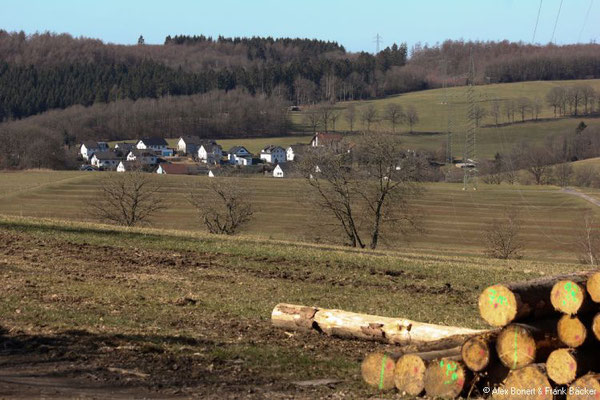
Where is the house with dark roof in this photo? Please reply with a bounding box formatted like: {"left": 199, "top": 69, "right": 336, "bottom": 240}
{"left": 198, "top": 143, "right": 223, "bottom": 165}
{"left": 126, "top": 150, "right": 158, "bottom": 165}
{"left": 136, "top": 138, "right": 169, "bottom": 151}
{"left": 80, "top": 141, "right": 109, "bottom": 160}
{"left": 227, "top": 146, "right": 252, "bottom": 166}
{"left": 114, "top": 142, "right": 136, "bottom": 153}
{"left": 90, "top": 151, "right": 123, "bottom": 169}
{"left": 177, "top": 136, "right": 207, "bottom": 155}
{"left": 260, "top": 145, "right": 286, "bottom": 164}
{"left": 116, "top": 160, "right": 140, "bottom": 172}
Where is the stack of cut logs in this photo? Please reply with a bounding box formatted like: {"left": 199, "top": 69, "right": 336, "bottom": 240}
{"left": 271, "top": 270, "right": 600, "bottom": 399}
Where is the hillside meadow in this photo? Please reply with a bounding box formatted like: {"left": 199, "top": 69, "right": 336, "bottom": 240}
{"left": 0, "top": 170, "right": 595, "bottom": 262}
{"left": 292, "top": 79, "right": 600, "bottom": 157}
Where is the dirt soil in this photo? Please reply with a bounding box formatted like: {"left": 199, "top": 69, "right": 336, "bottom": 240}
{"left": 0, "top": 229, "right": 398, "bottom": 399}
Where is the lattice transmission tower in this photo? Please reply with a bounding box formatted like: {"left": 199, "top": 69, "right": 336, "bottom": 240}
{"left": 463, "top": 52, "right": 478, "bottom": 190}
{"left": 440, "top": 60, "right": 454, "bottom": 164}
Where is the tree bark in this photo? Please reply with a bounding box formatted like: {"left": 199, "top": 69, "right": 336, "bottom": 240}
{"left": 271, "top": 303, "right": 486, "bottom": 350}
{"left": 478, "top": 271, "right": 597, "bottom": 327}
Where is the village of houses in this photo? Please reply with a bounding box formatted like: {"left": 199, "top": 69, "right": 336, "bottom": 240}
{"left": 79, "top": 132, "right": 343, "bottom": 178}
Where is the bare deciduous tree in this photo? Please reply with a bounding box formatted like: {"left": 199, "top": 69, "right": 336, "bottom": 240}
{"left": 361, "top": 104, "right": 378, "bottom": 131}
{"left": 490, "top": 99, "right": 501, "bottom": 126}
{"left": 472, "top": 104, "right": 486, "bottom": 127}
{"left": 345, "top": 104, "right": 357, "bottom": 132}
{"left": 189, "top": 179, "right": 253, "bottom": 235}
{"left": 303, "top": 111, "right": 321, "bottom": 134}
{"left": 576, "top": 213, "right": 600, "bottom": 265}
{"left": 483, "top": 209, "right": 522, "bottom": 259}
{"left": 299, "top": 132, "right": 424, "bottom": 249}
{"left": 405, "top": 105, "right": 419, "bottom": 133}
{"left": 383, "top": 103, "right": 404, "bottom": 133}
{"left": 89, "top": 171, "right": 165, "bottom": 226}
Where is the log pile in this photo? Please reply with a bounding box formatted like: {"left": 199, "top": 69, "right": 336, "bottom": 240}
{"left": 271, "top": 270, "right": 600, "bottom": 398}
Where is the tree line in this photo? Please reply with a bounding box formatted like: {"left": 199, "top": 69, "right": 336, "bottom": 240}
{"left": 0, "top": 90, "right": 290, "bottom": 169}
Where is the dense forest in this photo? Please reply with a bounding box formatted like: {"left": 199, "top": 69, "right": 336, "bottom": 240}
{"left": 2, "top": 31, "right": 600, "bottom": 123}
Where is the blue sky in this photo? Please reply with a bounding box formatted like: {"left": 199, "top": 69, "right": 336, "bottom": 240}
{"left": 1, "top": 0, "right": 597, "bottom": 52}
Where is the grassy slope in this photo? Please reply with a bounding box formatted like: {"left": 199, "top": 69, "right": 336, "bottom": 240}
{"left": 0, "top": 215, "right": 583, "bottom": 397}
{"left": 0, "top": 171, "right": 595, "bottom": 261}
{"left": 292, "top": 80, "right": 600, "bottom": 157}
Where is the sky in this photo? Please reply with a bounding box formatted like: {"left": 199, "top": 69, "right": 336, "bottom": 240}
{"left": 0, "top": 0, "right": 597, "bottom": 52}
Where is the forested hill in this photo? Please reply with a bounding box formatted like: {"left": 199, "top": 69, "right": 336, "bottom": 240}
{"left": 1, "top": 31, "right": 600, "bottom": 123}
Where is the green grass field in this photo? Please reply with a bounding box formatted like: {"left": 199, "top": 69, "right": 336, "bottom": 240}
{"left": 292, "top": 80, "right": 600, "bottom": 158}
{"left": 0, "top": 171, "right": 594, "bottom": 262}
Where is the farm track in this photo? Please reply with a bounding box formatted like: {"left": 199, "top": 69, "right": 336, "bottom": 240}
{"left": 562, "top": 187, "right": 600, "bottom": 207}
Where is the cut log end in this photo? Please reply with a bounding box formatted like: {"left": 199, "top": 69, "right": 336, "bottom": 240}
{"left": 586, "top": 272, "right": 600, "bottom": 303}
{"left": 551, "top": 280, "right": 586, "bottom": 315}
{"left": 479, "top": 285, "right": 518, "bottom": 327}
{"left": 394, "top": 354, "right": 427, "bottom": 396}
{"left": 557, "top": 315, "right": 587, "bottom": 348}
{"left": 423, "top": 358, "right": 469, "bottom": 399}
{"left": 547, "top": 349, "right": 578, "bottom": 385}
{"left": 567, "top": 374, "right": 600, "bottom": 400}
{"left": 462, "top": 334, "right": 493, "bottom": 372}
{"left": 503, "top": 364, "right": 553, "bottom": 400}
{"left": 361, "top": 352, "right": 396, "bottom": 391}
{"left": 496, "top": 324, "right": 536, "bottom": 370}
{"left": 592, "top": 313, "right": 600, "bottom": 342}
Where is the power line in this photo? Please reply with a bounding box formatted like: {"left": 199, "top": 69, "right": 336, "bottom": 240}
{"left": 550, "top": 0, "right": 564, "bottom": 43}
{"left": 578, "top": 0, "right": 594, "bottom": 43}
{"left": 532, "top": 0, "right": 543, "bottom": 43}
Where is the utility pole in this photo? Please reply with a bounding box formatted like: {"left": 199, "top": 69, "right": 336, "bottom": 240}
{"left": 374, "top": 33, "right": 383, "bottom": 54}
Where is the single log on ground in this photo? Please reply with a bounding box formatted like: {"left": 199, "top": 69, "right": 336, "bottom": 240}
{"left": 394, "top": 347, "right": 461, "bottom": 396}
{"left": 551, "top": 279, "right": 593, "bottom": 315}
{"left": 557, "top": 314, "right": 589, "bottom": 348}
{"left": 423, "top": 358, "right": 471, "bottom": 399}
{"left": 361, "top": 352, "right": 397, "bottom": 391}
{"left": 271, "top": 304, "right": 318, "bottom": 331}
{"left": 502, "top": 364, "right": 553, "bottom": 400}
{"left": 547, "top": 348, "right": 599, "bottom": 385}
{"left": 586, "top": 272, "right": 600, "bottom": 303}
{"left": 478, "top": 272, "right": 596, "bottom": 327}
{"left": 495, "top": 323, "right": 562, "bottom": 370}
{"left": 567, "top": 373, "right": 600, "bottom": 400}
{"left": 272, "top": 303, "right": 485, "bottom": 349}
{"left": 592, "top": 313, "right": 600, "bottom": 341}
{"left": 461, "top": 330, "right": 500, "bottom": 372}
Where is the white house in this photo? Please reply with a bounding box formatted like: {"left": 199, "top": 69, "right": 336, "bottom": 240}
{"left": 177, "top": 136, "right": 203, "bottom": 155}
{"left": 198, "top": 143, "right": 223, "bottom": 164}
{"left": 117, "top": 161, "right": 139, "bottom": 172}
{"left": 127, "top": 150, "right": 158, "bottom": 165}
{"left": 260, "top": 145, "right": 286, "bottom": 164}
{"left": 286, "top": 144, "right": 309, "bottom": 161}
{"left": 227, "top": 146, "right": 253, "bottom": 166}
{"left": 136, "top": 138, "right": 169, "bottom": 151}
{"left": 273, "top": 163, "right": 295, "bottom": 178}
{"left": 80, "top": 141, "right": 108, "bottom": 160}
{"left": 90, "top": 151, "right": 122, "bottom": 169}
{"left": 208, "top": 170, "right": 215, "bottom": 178}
